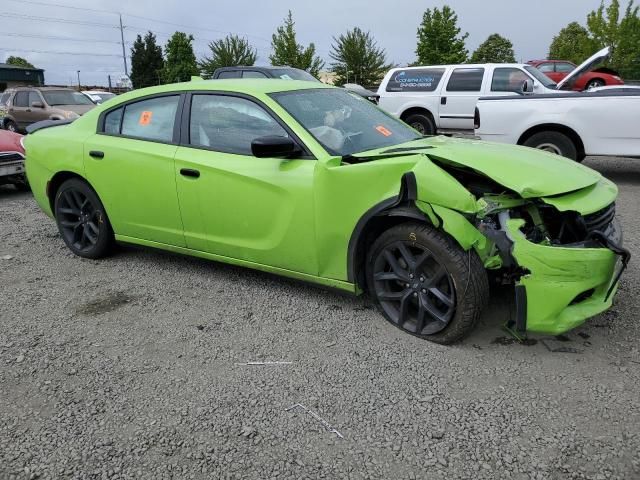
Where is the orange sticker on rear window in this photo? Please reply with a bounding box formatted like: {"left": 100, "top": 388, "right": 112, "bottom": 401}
{"left": 375, "top": 125, "right": 392, "bottom": 137}
{"left": 139, "top": 111, "right": 153, "bottom": 126}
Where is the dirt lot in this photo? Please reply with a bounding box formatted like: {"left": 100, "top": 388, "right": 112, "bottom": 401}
{"left": 1, "top": 157, "right": 639, "bottom": 480}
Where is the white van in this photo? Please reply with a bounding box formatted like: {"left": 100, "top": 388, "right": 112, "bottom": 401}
{"left": 377, "top": 48, "right": 609, "bottom": 135}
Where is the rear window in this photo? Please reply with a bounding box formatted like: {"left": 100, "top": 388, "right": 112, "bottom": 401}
{"left": 385, "top": 68, "right": 445, "bottom": 92}
{"left": 0, "top": 92, "right": 10, "bottom": 106}
{"left": 217, "top": 71, "right": 241, "bottom": 79}
{"left": 446, "top": 68, "right": 485, "bottom": 92}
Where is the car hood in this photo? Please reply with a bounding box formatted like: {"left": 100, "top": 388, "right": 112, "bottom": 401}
{"left": 358, "top": 136, "right": 601, "bottom": 199}
{"left": 53, "top": 104, "right": 95, "bottom": 115}
{"left": 557, "top": 47, "right": 611, "bottom": 90}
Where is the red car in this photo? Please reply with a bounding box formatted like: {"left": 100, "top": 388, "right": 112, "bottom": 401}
{"left": 527, "top": 59, "right": 624, "bottom": 91}
{"left": 0, "top": 129, "right": 28, "bottom": 191}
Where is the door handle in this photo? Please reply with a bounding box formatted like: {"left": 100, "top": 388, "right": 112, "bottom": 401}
{"left": 180, "top": 168, "right": 200, "bottom": 178}
{"left": 440, "top": 97, "right": 447, "bottom": 105}
{"left": 89, "top": 150, "right": 104, "bottom": 159}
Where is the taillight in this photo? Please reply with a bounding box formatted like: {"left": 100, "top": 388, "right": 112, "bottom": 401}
{"left": 474, "top": 107, "right": 480, "bottom": 129}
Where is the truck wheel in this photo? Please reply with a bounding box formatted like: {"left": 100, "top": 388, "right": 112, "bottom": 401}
{"left": 366, "top": 222, "right": 489, "bottom": 345}
{"left": 523, "top": 131, "right": 578, "bottom": 161}
{"left": 4, "top": 120, "right": 18, "bottom": 132}
{"left": 404, "top": 113, "right": 435, "bottom": 136}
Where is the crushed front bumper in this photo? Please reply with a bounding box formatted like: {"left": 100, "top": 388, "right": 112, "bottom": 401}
{"left": 506, "top": 218, "right": 628, "bottom": 335}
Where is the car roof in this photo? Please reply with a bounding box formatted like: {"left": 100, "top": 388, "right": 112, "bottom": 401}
{"left": 13, "top": 86, "right": 76, "bottom": 91}
{"left": 388, "top": 63, "right": 530, "bottom": 71}
{"left": 215, "top": 66, "right": 297, "bottom": 71}
{"left": 112, "top": 79, "right": 333, "bottom": 101}
{"left": 527, "top": 59, "right": 574, "bottom": 64}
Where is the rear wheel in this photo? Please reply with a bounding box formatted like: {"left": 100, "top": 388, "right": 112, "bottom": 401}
{"left": 403, "top": 113, "right": 435, "bottom": 136}
{"left": 4, "top": 120, "right": 18, "bottom": 132}
{"left": 366, "top": 223, "right": 488, "bottom": 344}
{"left": 54, "top": 178, "right": 114, "bottom": 259}
{"left": 523, "top": 131, "right": 578, "bottom": 161}
{"left": 585, "top": 79, "right": 605, "bottom": 90}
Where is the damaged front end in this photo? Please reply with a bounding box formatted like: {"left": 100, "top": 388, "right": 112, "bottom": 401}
{"left": 408, "top": 147, "right": 629, "bottom": 336}
{"left": 472, "top": 181, "right": 629, "bottom": 335}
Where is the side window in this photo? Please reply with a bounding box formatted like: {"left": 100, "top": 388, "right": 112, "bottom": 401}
{"left": 189, "top": 94, "right": 288, "bottom": 155}
{"left": 242, "top": 71, "right": 268, "bottom": 78}
{"left": 537, "top": 63, "right": 555, "bottom": 73}
{"left": 28, "top": 91, "right": 41, "bottom": 106}
{"left": 14, "top": 92, "right": 29, "bottom": 107}
{"left": 120, "top": 95, "right": 180, "bottom": 142}
{"left": 491, "top": 68, "right": 530, "bottom": 92}
{"left": 217, "top": 71, "right": 241, "bottom": 79}
{"left": 0, "top": 92, "right": 11, "bottom": 106}
{"left": 103, "top": 107, "right": 123, "bottom": 134}
{"left": 446, "top": 68, "right": 485, "bottom": 92}
{"left": 385, "top": 68, "right": 445, "bottom": 92}
{"left": 556, "top": 63, "right": 574, "bottom": 73}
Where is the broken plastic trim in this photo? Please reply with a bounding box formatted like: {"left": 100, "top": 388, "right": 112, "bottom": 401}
{"left": 587, "top": 230, "right": 631, "bottom": 301}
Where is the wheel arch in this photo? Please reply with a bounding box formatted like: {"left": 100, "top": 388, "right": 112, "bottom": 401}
{"left": 517, "top": 123, "right": 585, "bottom": 159}
{"left": 400, "top": 106, "right": 436, "bottom": 123}
{"left": 47, "top": 171, "right": 99, "bottom": 215}
{"left": 347, "top": 172, "right": 435, "bottom": 290}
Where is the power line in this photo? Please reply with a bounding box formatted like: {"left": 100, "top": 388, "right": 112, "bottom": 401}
{"left": 0, "top": 47, "right": 123, "bottom": 57}
{"left": 0, "top": 12, "right": 118, "bottom": 28}
{"left": 5, "top": 0, "right": 117, "bottom": 15}
{"left": 0, "top": 32, "right": 121, "bottom": 44}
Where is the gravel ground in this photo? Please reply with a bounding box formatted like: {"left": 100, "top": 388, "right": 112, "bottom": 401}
{"left": 1, "top": 157, "right": 639, "bottom": 480}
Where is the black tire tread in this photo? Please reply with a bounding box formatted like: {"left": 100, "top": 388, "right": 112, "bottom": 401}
{"left": 367, "top": 222, "right": 489, "bottom": 345}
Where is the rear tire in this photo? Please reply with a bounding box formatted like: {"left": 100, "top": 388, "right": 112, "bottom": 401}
{"left": 4, "top": 120, "right": 18, "bottom": 133}
{"left": 366, "top": 222, "right": 489, "bottom": 345}
{"left": 523, "top": 131, "right": 578, "bottom": 161}
{"left": 585, "top": 79, "right": 605, "bottom": 90}
{"left": 54, "top": 178, "right": 114, "bottom": 259}
{"left": 403, "top": 113, "right": 436, "bottom": 136}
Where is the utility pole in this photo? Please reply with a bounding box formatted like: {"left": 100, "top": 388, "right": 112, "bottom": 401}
{"left": 77, "top": 70, "right": 81, "bottom": 91}
{"left": 108, "top": 75, "right": 112, "bottom": 92}
{"left": 119, "top": 14, "right": 128, "bottom": 76}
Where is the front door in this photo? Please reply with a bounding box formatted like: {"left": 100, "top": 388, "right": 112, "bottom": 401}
{"left": 174, "top": 93, "right": 318, "bottom": 274}
{"left": 438, "top": 67, "right": 485, "bottom": 130}
{"left": 83, "top": 93, "right": 186, "bottom": 247}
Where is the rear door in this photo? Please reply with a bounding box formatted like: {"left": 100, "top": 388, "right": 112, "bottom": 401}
{"left": 83, "top": 93, "right": 186, "bottom": 247}
{"left": 438, "top": 67, "right": 485, "bottom": 130}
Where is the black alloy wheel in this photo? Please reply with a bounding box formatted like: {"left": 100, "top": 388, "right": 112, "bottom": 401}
{"left": 372, "top": 241, "right": 455, "bottom": 335}
{"left": 54, "top": 178, "right": 114, "bottom": 258}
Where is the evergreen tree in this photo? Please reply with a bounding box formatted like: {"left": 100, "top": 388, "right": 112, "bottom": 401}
{"left": 130, "top": 32, "right": 164, "bottom": 88}
{"left": 199, "top": 35, "right": 257, "bottom": 78}
{"left": 270, "top": 11, "right": 324, "bottom": 77}
{"left": 330, "top": 27, "right": 392, "bottom": 86}
{"left": 162, "top": 32, "right": 199, "bottom": 84}
{"left": 470, "top": 34, "right": 516, "bottom": 63}
{"left": 415, "top": 5, "right": 468, "bottom": 65}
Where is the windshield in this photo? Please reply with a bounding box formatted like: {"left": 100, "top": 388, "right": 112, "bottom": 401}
{"left": 272, "top": 88, "right": 421, "bottom": 156}
{"left": 43, "top": 90, "right": 94, "bottom": 106}
{"left": 93, "top": 92, "right": 116, "bottom": 102}
{"left": 271, "top": 68, "right": 319, "bottom": 82}
{"left": 524, "top": 66, "right": 557, "bottom": 89}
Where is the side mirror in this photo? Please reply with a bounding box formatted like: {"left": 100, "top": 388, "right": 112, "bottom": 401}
{"left": 521, "top": 80, "right": 534, "bottom": 94}
{"left": 31, "top": 101, "right": 44, "bottom": 108}
{"left": 251, "top": 135, "right": 300, "bottom": 158}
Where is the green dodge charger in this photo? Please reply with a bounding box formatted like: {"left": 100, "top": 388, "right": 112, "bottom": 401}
{"left": 23, "top": 79, "right": 629, "bottom": 344}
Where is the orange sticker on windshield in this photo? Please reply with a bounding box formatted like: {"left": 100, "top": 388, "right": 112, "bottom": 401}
{"left": 139, "top": 111, "right": 153, "bottom": 126}
{"left": 375, "top": 125, "right": 392, "bottom": 137}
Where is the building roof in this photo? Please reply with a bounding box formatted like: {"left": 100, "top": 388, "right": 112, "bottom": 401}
{"left": 0, "top": 63, "right": 44, "bottom": 72}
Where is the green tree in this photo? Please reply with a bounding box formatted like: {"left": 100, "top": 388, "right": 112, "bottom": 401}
{"left": 470, "top": 34, "right": 516, "bottom": 63}
{"left": 415, "top": 5, "right": 468, "bottom": 65}
{"left": 162, "top": 32, "right": 199, "bottom": 83}
{"left": 130, "top": 32, "right": 165, "bottom": 89}
{"left": 587, "top": 0, "right": 640, "bottom": 78}
{"left": 270, "top": 11, "right": 324, "bottom": 77}
{"left": 548, "top": 22, "right": 598, "bottom": 64}
{"left": 329, "top": 27, "right": 392, "bottom": 86}
{"left": 199, "top": 35, "right": 257, "bottom": 78}
{"left": 5, "top": 56, "right": 35, "bottom": 68}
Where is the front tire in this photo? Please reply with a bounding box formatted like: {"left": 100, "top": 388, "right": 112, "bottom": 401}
{"left": 366, "top": 223, "right": 489, "bottom": 344}
{"left": 54, "top": 178, "right": 114, "bottom": 259}
{"left": 523, "top": 131, "right": 578, "bottom": 161}
{"left": 4, "top": 120, "right": 18, "bottom": 132}
{"left": 585, "top": 79, "right": 605, "bottom": 90}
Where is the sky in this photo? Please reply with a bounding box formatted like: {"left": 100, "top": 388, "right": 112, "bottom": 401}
{"left": 1, "top": 0, "right": 606, "bottom": 87}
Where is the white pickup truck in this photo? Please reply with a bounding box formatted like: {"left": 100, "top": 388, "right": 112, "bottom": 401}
{"left": 475, "top": 88, "right": 640, "bottom": 160}
{"left": 377, "top": 48, "right": 609, "bottom": 135}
